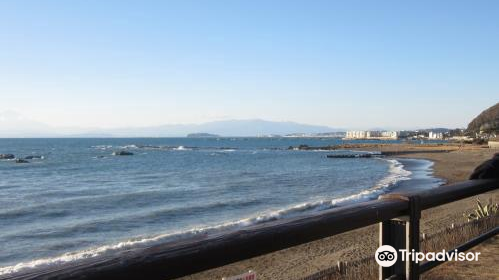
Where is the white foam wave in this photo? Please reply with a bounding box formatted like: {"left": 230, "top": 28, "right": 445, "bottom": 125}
{"left": 90, "top": 145, "right": 113, "bottom": 150}
{"left": 329, "top": 159, "right": 411, "bottom": 206}
{"left": 375, "top": 158, "right": 412, "bottom": 189}
{"left": 118, "top": 145, "right": 139, "bottom": 149}
{"left": 0, "top": 159, "right": 411, "bottom": 276}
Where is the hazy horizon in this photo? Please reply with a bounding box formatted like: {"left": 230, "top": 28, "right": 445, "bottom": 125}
{"left": 0, "top": 110, "right": 468, "bottom": 137}
{"left": 1, "top": 1, "right": 498, "bottom": 131}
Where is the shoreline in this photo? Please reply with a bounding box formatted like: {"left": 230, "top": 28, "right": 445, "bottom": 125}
{"left": 179, "top": 144, "right": 499, "bottom": 280}
{"left": 389, "top": 157, "right": 445, "bottom": 193}
{"left": 2, "top": 144, "right": 497, "bottom": 279}
{"left": 0, "top": 155, "right": 423, "bottom": 276}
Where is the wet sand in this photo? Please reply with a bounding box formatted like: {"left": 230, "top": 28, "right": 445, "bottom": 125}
{"left": 178, "top": 143, "right": 499, "bottom": 280}
{"left": 353, "top": 143, "right": 496, "bottom": 184}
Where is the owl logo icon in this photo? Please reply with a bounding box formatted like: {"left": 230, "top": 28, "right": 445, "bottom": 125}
{"left": 375, "top": 245, "right": 398, "bottom": 267}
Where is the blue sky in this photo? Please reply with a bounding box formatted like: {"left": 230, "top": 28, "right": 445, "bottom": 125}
{"left": 0, "top": 0, "right": 498, "bottom": 129}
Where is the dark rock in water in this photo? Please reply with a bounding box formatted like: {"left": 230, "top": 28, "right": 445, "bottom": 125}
{"left": 15, "top": 158, "right": 29, "bottom": 163}
{"left": 137, "top": 145, "right": 161, "bottom": 149}
{"left": 25, "top": 155, "right": 44, "bottom": 160}
{"left": 288, "top": 145, "right": 311, "bottom": 150}
{"left": 0, "top": 154, "right": 15, "bottom": 159}
{"left": 112, "top": 151, "right": 134, "bottom": 156}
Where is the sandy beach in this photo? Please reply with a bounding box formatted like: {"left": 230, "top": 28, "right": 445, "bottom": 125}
{"left": 178, "top": 143, "right": 499, "bottom": 280}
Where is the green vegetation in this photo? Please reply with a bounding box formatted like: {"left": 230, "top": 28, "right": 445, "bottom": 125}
{"left": 463, "top": 198, "right": 499, "bottom": 222}
{"left": 467, "top": 102, "right": 499, "bottom": 135}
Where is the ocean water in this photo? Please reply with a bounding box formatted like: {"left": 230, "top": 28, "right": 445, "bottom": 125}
{"left": 0, "top": 138, "right": 443, "bottom": 275}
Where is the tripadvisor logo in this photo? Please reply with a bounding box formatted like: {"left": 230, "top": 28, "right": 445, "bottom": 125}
{"left": 375, "top": 245, "right": 480, "bottom": 267}
{"left": 375, "top": 245, "right": 398, "bottom": 267}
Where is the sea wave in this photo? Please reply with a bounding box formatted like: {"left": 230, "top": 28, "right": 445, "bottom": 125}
{"left": 89, "top": 145, "right": 113, "bottom": 150}
{"left": 90, "top": 144, "right": 241, "bottom": 152}
{"left": 0, "top": 158, "right": 411, "bottom": 276}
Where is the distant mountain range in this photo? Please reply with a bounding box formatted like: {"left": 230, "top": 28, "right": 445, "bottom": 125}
{"left": 88, "top": 119, "right": 341, "bottom": 137}
{"left": 0, "top": 114, "right": 342, "bottom": 137}
{"left": 1, "top": 110, "right": 467, "bottom": 138}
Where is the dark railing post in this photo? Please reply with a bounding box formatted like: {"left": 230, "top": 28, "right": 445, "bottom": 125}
{"left": 379, "top": 195, "right": 421, "bottom": 280}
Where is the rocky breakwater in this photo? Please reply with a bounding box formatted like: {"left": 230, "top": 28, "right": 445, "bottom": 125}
{"left": 0, "top": 154, "right": 15, "bottom": 159}
{"left": 288, "top": 144, "right": 377, "bottom": 151}
{"left": 24, "top": 155, "right": 44, "bottom": 160}
{"left": 112, "top": 151, "right": 134, "bottom": 156}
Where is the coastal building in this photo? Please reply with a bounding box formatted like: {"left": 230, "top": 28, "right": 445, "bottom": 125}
{"left": 398, "top": 130, "right": 413, "bottom": 138}
{"left": 450, "top": 136, "right": 473, "bottom": 143}
{"left": 346, "top": 131, "right": 367, "bottom": 139}
{"left": 366, "top": 131, "right": 381, "bottom": 138}
{"left": 488, "top": 140, "right": 499, "bottom": 149}
{"left": 283, "top": 132, "right": 346, "bottom": 138}
{"left": 345, "top": 130, "right": 398, "bottom": 140}
{"left": 381, "top": 131, "right": 398, "bottom": 139}
{"left": 428, "top": 131, "right": 444, "bottom": 139}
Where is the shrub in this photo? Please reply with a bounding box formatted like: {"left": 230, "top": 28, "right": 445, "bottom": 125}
{"left": 463, "top": 198, "right": 499, "bottom": 222}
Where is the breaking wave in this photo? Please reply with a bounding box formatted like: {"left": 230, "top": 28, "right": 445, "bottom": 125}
{"left": 0, "top": 159, "right": 411, "bottom": 276}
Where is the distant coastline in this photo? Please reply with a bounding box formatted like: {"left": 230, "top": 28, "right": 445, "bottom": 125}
{"left": 186, "top": 133, "right": 220, "bottom": 138}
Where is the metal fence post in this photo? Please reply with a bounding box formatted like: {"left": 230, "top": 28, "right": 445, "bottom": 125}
{"left": 379, "top": 195, "right": 421, "bottom": 280}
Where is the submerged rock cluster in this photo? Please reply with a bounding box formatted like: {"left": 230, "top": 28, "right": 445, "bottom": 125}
{"left": 112, "top": 150, "right": 134, "bottom": 156}
{"left": 0, "top": 154, "right": 15, "bottom": 159}
{"left": 0, "top": 153, "right": 45, "bottom": 163}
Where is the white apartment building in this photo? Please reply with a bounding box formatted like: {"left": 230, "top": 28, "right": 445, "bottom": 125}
{"left": 381, "top": 131, "right": 399, "bottom": 139}
{"left": 428, "top": 131, "right": 444, "bottom": 139}
{"left": 366, "top": 131, "right": 381, "bottom": 138}
{"left": 346, "top": 131, "right": 367, "bottom": 139}
{"left": 345, "top": 131, "right": 398, "bottom": 139}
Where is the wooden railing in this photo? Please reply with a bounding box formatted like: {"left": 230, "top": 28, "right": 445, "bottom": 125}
{"left": 2, "top": 179, "right": 498, "bottom": 280}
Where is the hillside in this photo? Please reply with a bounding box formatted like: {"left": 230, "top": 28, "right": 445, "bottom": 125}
{"left": 467, "top": 102, "right": 499, "bottom": 133}
{"left": 0, "top": 116, "right": 340, "bottom": 137}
